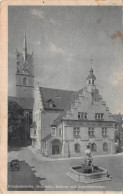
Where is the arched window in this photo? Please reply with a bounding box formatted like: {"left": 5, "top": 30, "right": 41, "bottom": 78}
{"left": 89, "top": 80, "right": 91, "bottom": 84}
{"left": 91, "top": 143, "right": 96, "bottom": 152}
{"left": 103, "top": 143, "right": 108, "bottom": 152}
{"left": 75, "top": 143, "right": 80, "bottom": 153}
{"left": 23, "top": 77, "right": 27, "bottom": 86}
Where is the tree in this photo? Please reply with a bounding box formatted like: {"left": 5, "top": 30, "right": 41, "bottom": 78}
{"left": 8, "top": 101, "right": 26, "bottom": 145}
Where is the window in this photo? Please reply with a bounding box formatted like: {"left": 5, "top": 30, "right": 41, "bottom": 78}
{"left": 91, "top": 143, "right": 96, "bottom": 152}
{"left": 73, "top": 127, "right": 80, "bottom": 138}
{"left": 75, "top": 144, "right": 80, "bottom": 153}
{"left": 23, "top": 77, "right": 27, "bottom": 86}
{"left": 92, "top": 80, "right": 94, "bottom": 84}
{"left": 103, "top": 143, "right": 108, "bottom": 152}
{"left": 34, "top": 129, "right": 36, "bottom": 135}
{"left": 52, "top": 127, "right": 56, "bottom": 136}
{"left": 89, "top": 80, "right": 91, "bottom": 84}
{"left": 49, "top": 102, "right": 53, "bottom": 108}
{"left": 59, "top": 128, "right": 62, "bottom": 136}
{"left": 78, "top": 112, "right": 87, "bottom": 120}
{"left": 95, "top": 113, "right": 104, "bottom": 121}
{"left": 102, "top": 128, "right": 107, "bottom": 137}
{"left": 88, "top": 128, "right": 94, "bottom": 137}
{"left": 46, "top": 99, "right": 56, "bottom": 108}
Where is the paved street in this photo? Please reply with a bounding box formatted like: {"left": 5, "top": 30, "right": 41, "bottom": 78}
{"left": 8, "top": 146, "right": 123, "bottom": 191}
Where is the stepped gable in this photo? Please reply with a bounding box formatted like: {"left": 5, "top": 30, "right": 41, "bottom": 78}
{"left": 51, "top": 88, "right": 86, "bottom": 126}
{"left": 40, "top": 87, "right": 75, "bottom": 110}
{"left": 51, "top": 85, "right": 113, "bottom": 127}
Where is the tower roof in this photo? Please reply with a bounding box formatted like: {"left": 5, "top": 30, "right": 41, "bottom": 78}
{"left": 87, "top": 68, "right": 96, "bottom": 80}
{"left": 23, "top": 32, "right": 27, "bottom": 61}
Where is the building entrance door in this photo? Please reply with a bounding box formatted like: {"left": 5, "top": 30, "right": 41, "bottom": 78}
{"left": 52, "top": 139, "right": 61, "bottom": 155}
{"left": 52, "top": 145, "right": 59, "bottom": 155}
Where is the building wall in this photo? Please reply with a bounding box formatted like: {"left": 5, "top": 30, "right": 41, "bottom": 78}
{"left": 32, "top": 84, "right": 62, "bottom": 152}
{"left": 53, "top": 88, "right": 116, "bottom": 157}
{"left": 32, "top": 80, "right": 116, "bottom": 157}
{"left": 68, "top": 90, "right": 113, "bottom": 122}
{"left": 60, "top": 122, "right": 115, "bottom": 157}
{"left": 16, "top": 85, "right": 34, "bottom": 98}
{"left": 41, "top": 110, "right": 62, "bottom": 139}
{"left": 32, "top": 85, "right": 42, "bottom": 151}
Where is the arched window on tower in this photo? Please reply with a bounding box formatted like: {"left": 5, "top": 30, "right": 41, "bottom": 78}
{"left": 23, "top": 77, "right": 28, "bottom": 86}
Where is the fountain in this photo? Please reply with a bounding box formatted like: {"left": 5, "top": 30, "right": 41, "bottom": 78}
{"left": 66, "top": 144, "right": 112, "bottom": 184}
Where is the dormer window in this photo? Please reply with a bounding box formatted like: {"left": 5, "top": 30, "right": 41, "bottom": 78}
{"left": 49, "top": 102, "right": 53, "bottom": 108}
{"left": 46, "top": 99, "right": 56, "bottom": 108}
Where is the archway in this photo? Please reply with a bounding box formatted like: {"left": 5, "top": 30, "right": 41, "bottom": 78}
{"left": 52, "top": 139, "right": 61, "bottom": 155}
{"left": 75, "top": 143, "right": 80, "bottom": 153}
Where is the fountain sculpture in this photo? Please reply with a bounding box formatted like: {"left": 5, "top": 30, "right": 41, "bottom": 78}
{"left": 66, "top": 144, "right": 112, "bottom": 184}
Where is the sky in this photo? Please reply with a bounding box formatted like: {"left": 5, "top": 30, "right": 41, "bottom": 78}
{"left": 8, "top": 6, "right": 123, "bottom": 114}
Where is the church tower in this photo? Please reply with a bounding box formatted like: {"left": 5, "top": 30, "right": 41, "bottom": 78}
{"left": 16, "top": 33, "right": 34, "bottom": 98}
{"left": 86, "top": 68, "right": 96, "bottom": 92}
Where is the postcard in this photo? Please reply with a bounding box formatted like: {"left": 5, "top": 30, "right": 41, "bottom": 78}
{"left": 0, "top": 0, "right": 123, "bottom": 193}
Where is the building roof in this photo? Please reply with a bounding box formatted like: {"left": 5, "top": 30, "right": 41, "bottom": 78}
{"left": 30, "top": 121, "right": 37, "bottom": 128}
{"left": 51, "top": 88, "right": 86, "bottom": 126}
{"left": 8, "top": 96, "right": 34, "bottom": 110}
{"left": 41, "top": 133, "right": 52, "bottom": 142}
{"left": 40, "top": 87, "right": 76, "bottom": 110}
{"left": 87, "top": 68, "right": 96, "bottom": 80}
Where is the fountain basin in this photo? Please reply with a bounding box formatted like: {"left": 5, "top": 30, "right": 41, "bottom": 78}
{"left": 66, "top": 166, "right": 111, "bottom": 184}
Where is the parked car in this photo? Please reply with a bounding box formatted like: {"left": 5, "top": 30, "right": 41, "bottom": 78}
{"left": 10, "top": 160, "right": 20, "bottom": 171}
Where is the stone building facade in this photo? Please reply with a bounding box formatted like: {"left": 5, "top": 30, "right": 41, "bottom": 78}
{"left": 30, "top": 68, "right": 116, "bottom": 157}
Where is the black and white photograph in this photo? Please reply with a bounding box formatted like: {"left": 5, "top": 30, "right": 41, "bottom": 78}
{"left": 7, "top": 5, "right": 123, "bottom": 191}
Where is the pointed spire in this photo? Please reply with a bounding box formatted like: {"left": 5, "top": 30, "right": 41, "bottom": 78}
{"left": 90, "top": 56, "right": 93, "bottom": 68}
{"left": 90, "top": 67, "right": 93, "bottom": 74}
{"left": 23, "top": 31, "right": 27, "bottom": 61}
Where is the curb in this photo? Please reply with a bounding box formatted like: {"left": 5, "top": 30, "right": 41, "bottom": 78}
{"left": 28, "top": 146, "right": 123, "bottom": 162}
